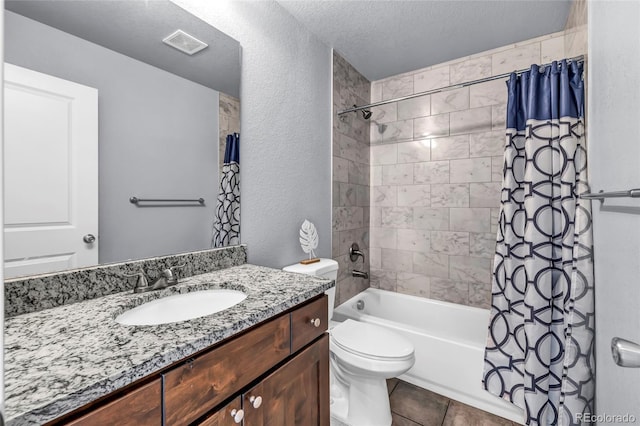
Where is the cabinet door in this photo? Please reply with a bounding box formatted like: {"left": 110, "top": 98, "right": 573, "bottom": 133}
{"left": 244, "top": 334, "right": 329, "bottom": 426}
{"left": 164, "top": 314, "right": 290, "bottom": 425}
{"left": 64, "top": 378, "right": 161, "bottom": 426}
{"left": 196, "top": 396, "right": 244, "bottom": 426}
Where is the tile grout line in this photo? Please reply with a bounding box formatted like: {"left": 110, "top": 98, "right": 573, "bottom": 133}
{"left": 391, "top": 410, "right": 424, "bottom": 426}
{"left": 388, "top": 379, "right": 400, "bottom": 396}
{"left": 390, "top": 379, "right": 516, "bottom": 425}
{"left": 440, "top": 398, "right": 453, "bottom": 426}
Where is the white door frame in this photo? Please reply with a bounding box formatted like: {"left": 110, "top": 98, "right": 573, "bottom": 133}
{"left": 1, "top": 0, "right": 5, "bottom": 417}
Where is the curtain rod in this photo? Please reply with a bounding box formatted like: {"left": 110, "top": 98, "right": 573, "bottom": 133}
{"left": 337, "top": 55, "right": 585, "bottom": 115}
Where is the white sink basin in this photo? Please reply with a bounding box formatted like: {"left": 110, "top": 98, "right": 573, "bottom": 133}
{"left": 116, "top": 289, "right": 247, "bottom": 326}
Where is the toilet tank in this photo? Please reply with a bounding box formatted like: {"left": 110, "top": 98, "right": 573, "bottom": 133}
{"left": 282, "top": 258, "right": 338, "bottom": 320}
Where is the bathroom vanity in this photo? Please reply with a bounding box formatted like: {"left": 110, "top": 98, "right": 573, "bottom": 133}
{"left": 64, "top": 295, "right": 328, "bottom": 426}
{"left": 4, "top": 260, "right": 333, "bottom": 426}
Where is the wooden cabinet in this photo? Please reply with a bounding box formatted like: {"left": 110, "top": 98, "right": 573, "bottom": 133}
{"left": 197, "top": 397, "right": 244, "bottom": 426}
{"left": 54, "top": 295, "right": 329, "bottom": 426}
{"left": 164, "top": 314, "right": 290, "bottom": 425}
{"left": 243, "top": 335, "right": 329, "bottom": 426}
{"left": 64, "top": 378, "right": 161, "bottom": 426}
{"left": 291, "top": 296, "right": 327, "bottom": 353}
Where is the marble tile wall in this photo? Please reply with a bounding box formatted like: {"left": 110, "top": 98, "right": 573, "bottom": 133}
{"left": 369, "top": 31, "right": 570, "bottom": 309}
{"left": 564, "top": 0, "right": 588, "bottom": 59}
{"left": 565, "top": 0, "right": 587, "bottom": 30}
{"left": 219, "top": 93, "right": 240, "bottom": 174}
{"left": 333, "top": 51, "right": 371, "bottom": 306}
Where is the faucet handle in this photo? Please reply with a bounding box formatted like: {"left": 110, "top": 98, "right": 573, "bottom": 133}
{"left": 123, "top": 269, "right": 149, "bottom": 291}
{"left": 169, "top": 263, "right": 186, "bottom": 272}
{"left": 164, "top": 263, "right": 186, "bottom": 285}
{"left": 349, "top": 243, "right": 366, "bottom": 262}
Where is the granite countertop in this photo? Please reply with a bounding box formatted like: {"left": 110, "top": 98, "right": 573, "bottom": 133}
{"left": 4, "top": 264, "right": 334, "bottom": 425}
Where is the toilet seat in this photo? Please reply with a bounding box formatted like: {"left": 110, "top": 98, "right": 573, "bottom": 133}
{"left": 331, "top": 319, "right": 414, "bottom": 361}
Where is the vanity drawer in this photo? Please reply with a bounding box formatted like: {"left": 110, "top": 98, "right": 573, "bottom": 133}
{"left": 65, "top": 378, "right": 161, "bottom": 426}
{"left": 164, "top": 314, "right": 291, "bottom": 426}
{"left": 196, "top": 396, "right": 243, "bottom": 426}
{"left": 291, "top": 295, "right": 328, "bottom": 352}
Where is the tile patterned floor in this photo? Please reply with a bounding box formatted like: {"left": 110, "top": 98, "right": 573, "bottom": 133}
{"left": 387, "top": 379, "right": 518, "bottom": 426}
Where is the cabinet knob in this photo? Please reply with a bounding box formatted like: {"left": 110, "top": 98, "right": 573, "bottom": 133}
{"left": 230, "top": 408, "right": 244, "bottom": 423}
{"left": 310, "top": 318, "right": 321, "bottom": 328}
{"left": 249, "top": 395, "right": 263, "bottom": 408}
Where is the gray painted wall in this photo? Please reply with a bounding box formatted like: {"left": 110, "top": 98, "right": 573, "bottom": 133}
{"left": 5, "top": 11, "right": 220, "bottom": 264}
{"left": 174, "top": 1, "right": 332, "bottom": 269}
{"left": 589, "top": 1, "right": 640, "bottom": 419}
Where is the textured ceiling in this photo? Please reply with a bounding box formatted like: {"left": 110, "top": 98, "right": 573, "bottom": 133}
{"left": 5, "top": 0, "right": 241, "bottom": 96}
{"left": 278, "top": 0, "right": 572, "bottom": 81}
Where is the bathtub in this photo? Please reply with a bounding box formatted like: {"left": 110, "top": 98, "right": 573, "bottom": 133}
{"left": 332, "top": 288, "right": 524, "bottom": 424}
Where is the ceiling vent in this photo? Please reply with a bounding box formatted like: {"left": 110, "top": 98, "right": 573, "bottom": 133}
{"left": 162, "top": 30, "right": 208, "bottom": 55}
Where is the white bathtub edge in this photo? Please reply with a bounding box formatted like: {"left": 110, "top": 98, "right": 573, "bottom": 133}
{"left": 334, "top": 288, "right": 526, "bottom": 424}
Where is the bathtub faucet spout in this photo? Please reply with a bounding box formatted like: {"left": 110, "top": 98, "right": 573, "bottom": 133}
{"left": 352, "top": 270, "right": 368, "bottom": 279}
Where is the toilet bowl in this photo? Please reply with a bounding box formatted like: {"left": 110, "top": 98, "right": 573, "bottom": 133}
{"left": 283, "top": 259, "right": 415, "bottom": 426}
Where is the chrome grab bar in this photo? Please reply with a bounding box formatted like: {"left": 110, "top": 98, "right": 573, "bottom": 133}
{"left": 580, "top": 188, "right": 640, "bottom": 202}
{"left": 129, "top": 196, "right": 205, "bottom": 205}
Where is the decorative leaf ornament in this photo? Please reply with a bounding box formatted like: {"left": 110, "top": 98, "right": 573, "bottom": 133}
{"left": 299, "top": 219, "right": 319, "bottom": 259}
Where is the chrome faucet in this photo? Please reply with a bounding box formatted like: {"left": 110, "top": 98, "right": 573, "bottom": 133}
{"left": 124, "top": 264, "right": 185, "bottom": 293}
{"left": 352, "top": 270, "right": 369, "bottom": 279}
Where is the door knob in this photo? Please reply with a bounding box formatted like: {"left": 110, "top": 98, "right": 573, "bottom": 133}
{"left": 611, "top": 337, "right": 640, "bottom": 367}
{"left": 249, "top": 395, "right": 263, "bottom": 408}
{"left": 230, "top": 408, "right": 244, "bottom": 423}
{"left": 83, "top": 234, "right": 96, "bottom": 244}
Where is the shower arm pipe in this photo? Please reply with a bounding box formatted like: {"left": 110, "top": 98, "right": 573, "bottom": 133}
{"left": 337, "top": 55, "right": 585, "bottom": 116}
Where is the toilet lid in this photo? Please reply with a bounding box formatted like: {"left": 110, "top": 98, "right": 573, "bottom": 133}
{"left": 282, "top": 258, "right": 338, "bottom": 276}
{"left": 331, "top": 319, "right": 414, "bottom": 359}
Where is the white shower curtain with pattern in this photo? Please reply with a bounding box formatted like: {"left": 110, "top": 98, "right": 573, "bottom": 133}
{"left": 483, "top": 60, "right": 595, "bottom": 426}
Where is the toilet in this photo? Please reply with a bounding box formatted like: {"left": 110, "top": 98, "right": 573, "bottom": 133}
{"left": 283, "top": 259, "right": 415, "bottom": 426}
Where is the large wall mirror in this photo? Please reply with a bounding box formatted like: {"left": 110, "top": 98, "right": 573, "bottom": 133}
{"left": 3, "top": 0, "right": 241, "bottom": 279}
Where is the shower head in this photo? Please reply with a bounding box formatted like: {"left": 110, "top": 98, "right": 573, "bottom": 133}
{"left": 352, "top": 104, "right": 372, "bottom": 120}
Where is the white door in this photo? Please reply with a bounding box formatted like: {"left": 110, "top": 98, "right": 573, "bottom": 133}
{"left": 3, "top": 63, "right": 98, "bottom": 278}
{"left": 1, "top": 6, "right": 5, "bottom": 417}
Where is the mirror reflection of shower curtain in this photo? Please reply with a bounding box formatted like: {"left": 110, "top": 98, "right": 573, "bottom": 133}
{"left": 212, "top": 133, "right": 240, "bottom": 248}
